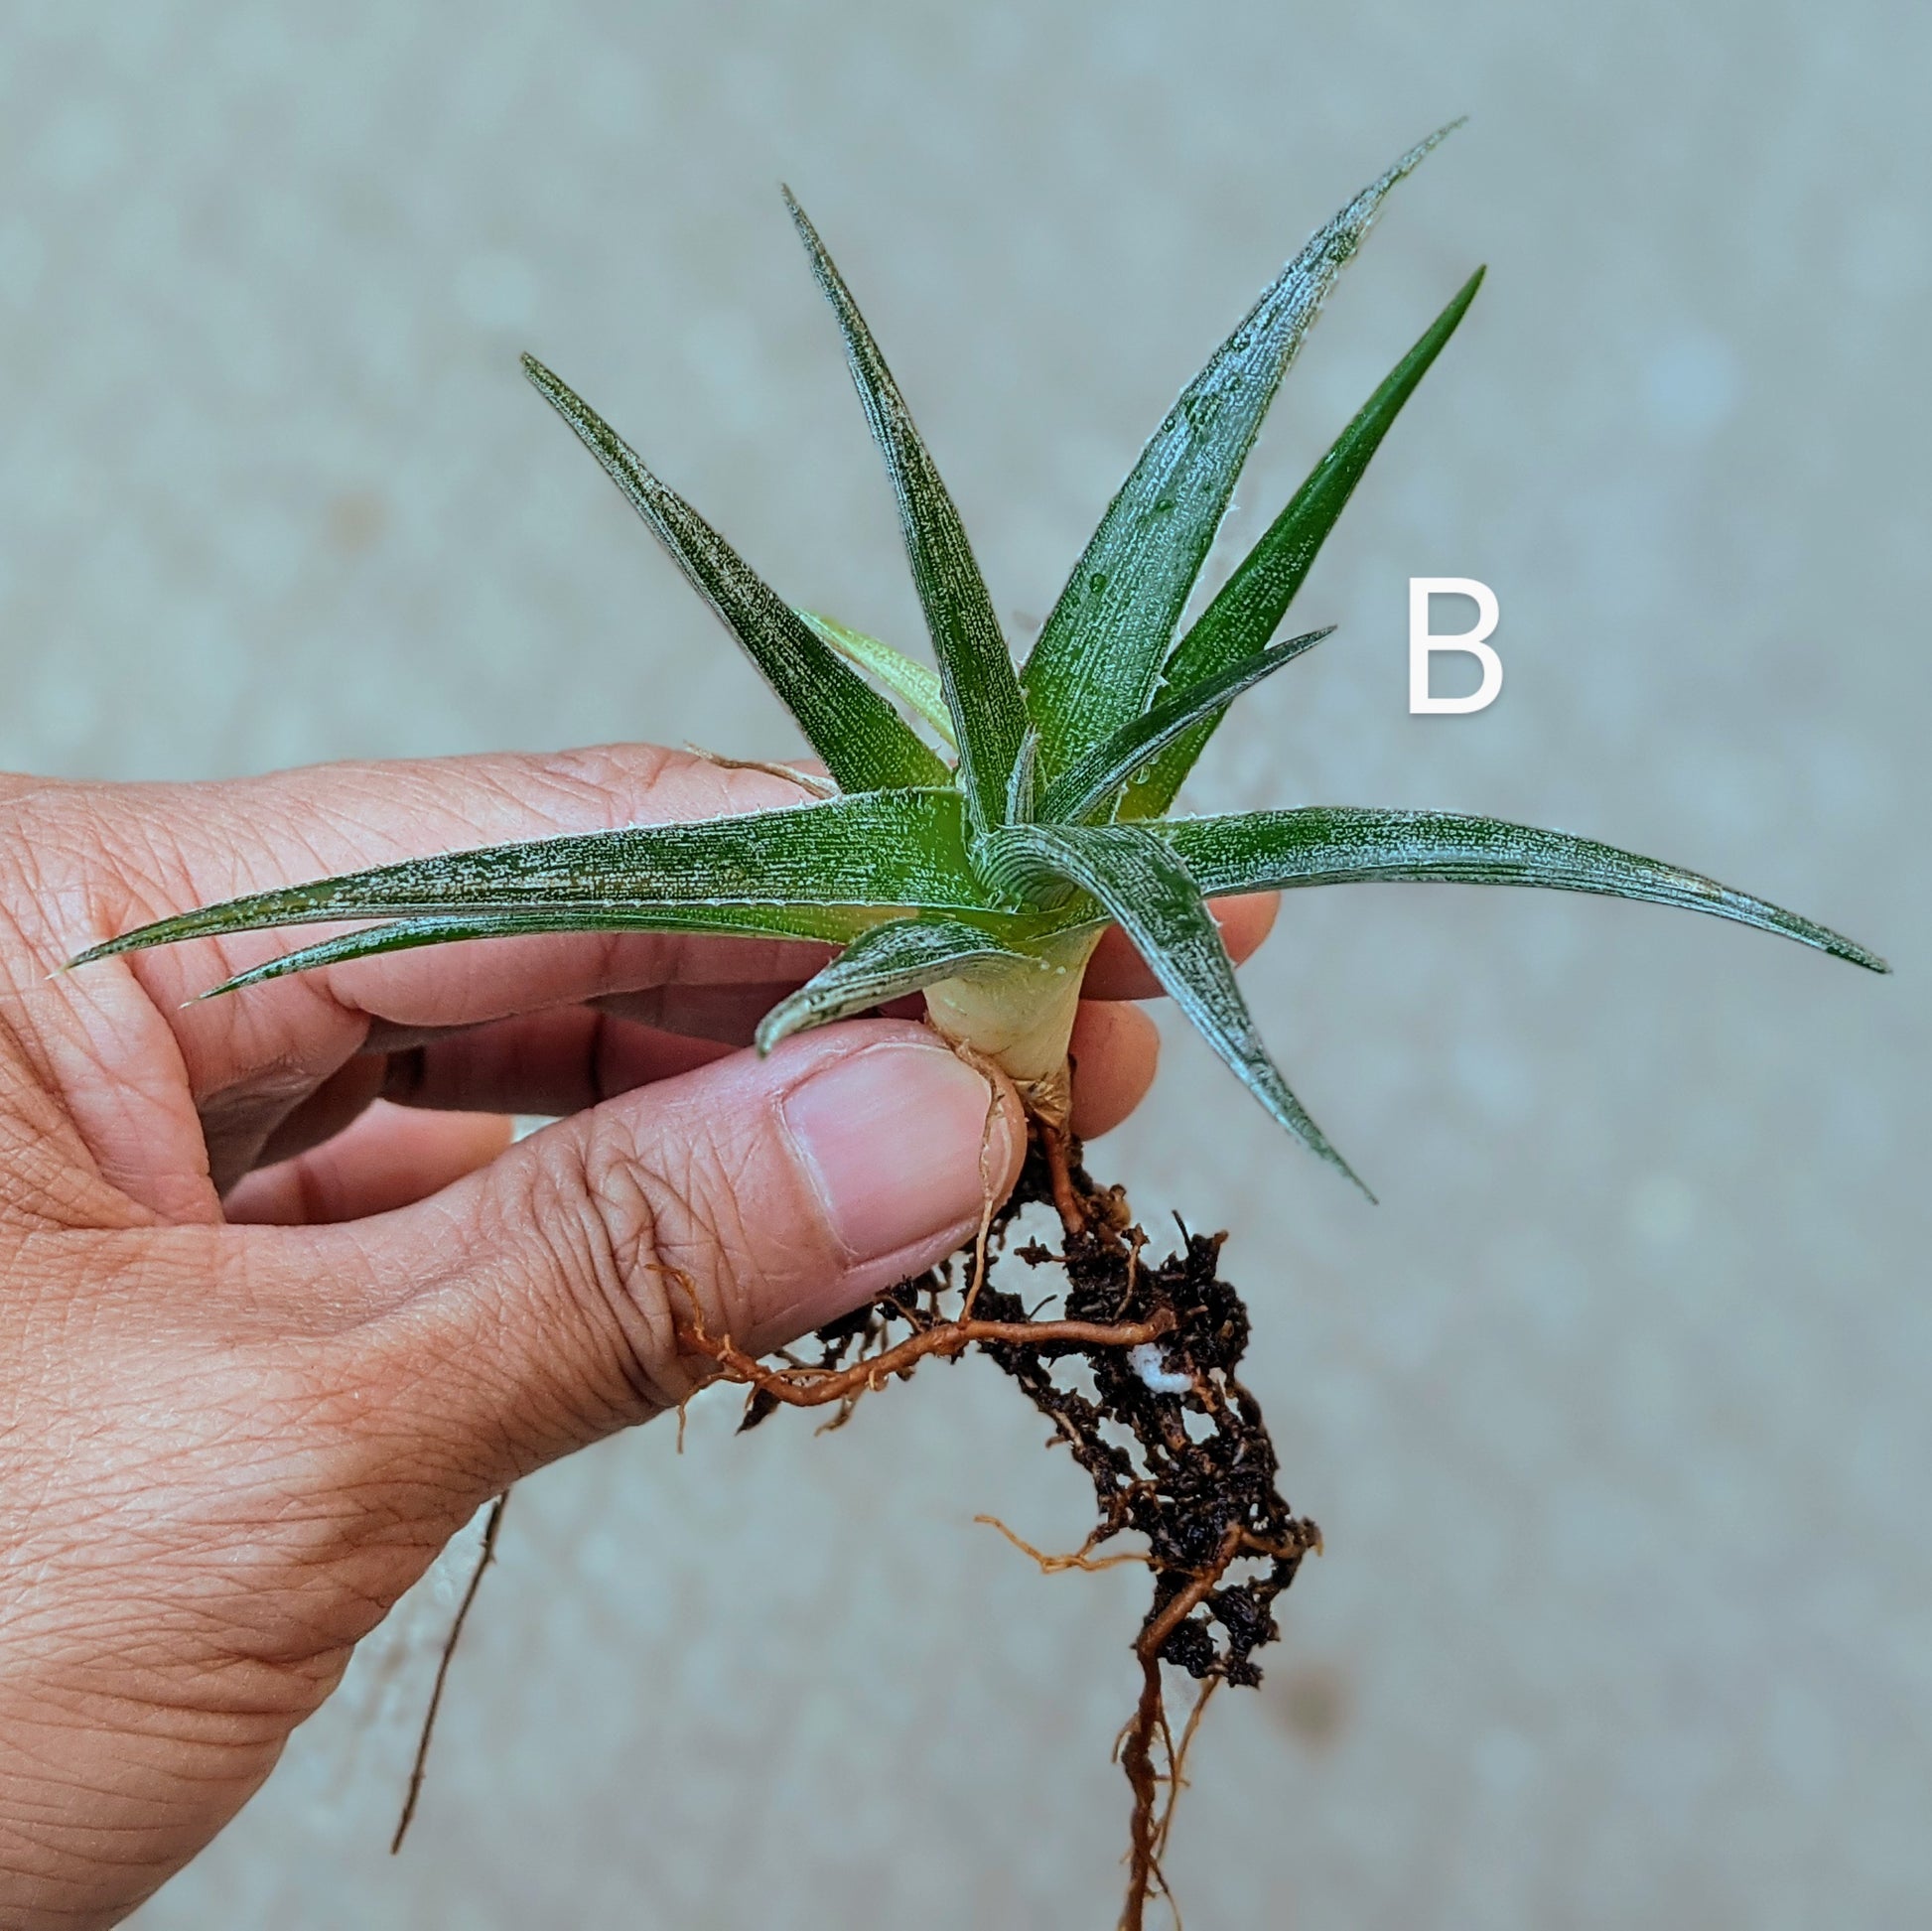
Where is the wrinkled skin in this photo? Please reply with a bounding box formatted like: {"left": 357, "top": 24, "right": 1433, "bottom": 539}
{"left": 0, "top": 744, "right": 1276, "bottom": 1928}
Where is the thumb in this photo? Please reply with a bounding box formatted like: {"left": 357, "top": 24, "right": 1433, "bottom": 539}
{"left": 322, "top": 1019, "right": 1022, "bottom": 1491}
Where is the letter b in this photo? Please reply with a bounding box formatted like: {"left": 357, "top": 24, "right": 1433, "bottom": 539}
{"left": 1409, "top": 577, "right": 1503, "bottom": 715}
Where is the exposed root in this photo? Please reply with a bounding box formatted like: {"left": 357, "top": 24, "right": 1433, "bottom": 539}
{"left": 1116, "top": 1523, "right": 1314, "bottom": 1927}
{"left": 1041, "top": 1119, "right": 1085, "bottom": 1235}
{"left": 975, "top": 1513, "right": 1150, "bottom": 1574}
{"left": 1119, "top": 1657, "right": 1172, "bottom": 1926}
{"left": 681, "top": 1304, "right": 1175, "bottom": 1411}
{"left": 681, "top": 1110, "right": 1317, "bottom": 1931}
{"left": 949, "top": 1038, "right": 1012, "bottom": 1320}
{"left": 392, "top": 1489, "right": 510, "bottom": 1855}
{"left": 381, "top": 1063, "right": 1310, "bottom": 1929}
{"left": 1154, "top": 1679, "right": 1220, "bottom": 1870}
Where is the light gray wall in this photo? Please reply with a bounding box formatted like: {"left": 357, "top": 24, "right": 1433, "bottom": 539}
{"left": 1, "top": 3, "right": 1923, "bottom": 1925}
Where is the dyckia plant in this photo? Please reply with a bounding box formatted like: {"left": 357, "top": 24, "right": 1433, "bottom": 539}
{"left": 73, "top": 126, "right": 1888, "bottom": 1926}
{"left": 73, "top": 125, "right": 1884, "bottom": 1188}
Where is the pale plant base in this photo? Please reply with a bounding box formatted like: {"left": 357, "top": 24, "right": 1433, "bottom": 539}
{"left": 920, "top": 928, "right": 1100, "bottom": 1129}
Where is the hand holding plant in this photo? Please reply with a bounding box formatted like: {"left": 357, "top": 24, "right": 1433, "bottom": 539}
{"left": 0, "top": 744, "right": 1236, "bottom": 1929}
{"left": 28, "top": 121, "right": 1885, "bottom": 1929}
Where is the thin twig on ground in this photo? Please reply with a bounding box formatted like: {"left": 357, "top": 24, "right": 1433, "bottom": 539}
{"left": 391, "top": 1490, "right": 510, "bottom": 1855}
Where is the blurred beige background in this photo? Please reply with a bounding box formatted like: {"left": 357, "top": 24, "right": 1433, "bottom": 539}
{"left": 1, "top": 2, "right": 1926, "bottom": 1925}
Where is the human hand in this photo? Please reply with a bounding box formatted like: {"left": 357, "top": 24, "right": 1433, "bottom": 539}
{"left": 0, "top": 744, "right": 1276, "bottom": 1928}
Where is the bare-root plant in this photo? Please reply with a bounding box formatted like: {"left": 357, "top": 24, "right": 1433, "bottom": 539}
{"left": 74, "top": 124, "right": 1885, "bottom": 1927}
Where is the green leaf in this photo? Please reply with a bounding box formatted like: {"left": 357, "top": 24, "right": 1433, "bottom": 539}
{"left": 1005, "top": 727, "right": 1039, "bottom": 825}
{"left": 1035, "top": 626, "right": 1331, "bottom": 825}
{"left": 1124, "top": 268, "right": 1485, "bottom": 817}
{"left": 522, "top": 354, "right": 947, "bottom": 794}
{"left": 1021, "top": 123, "right": 1458, "bottom": 783}
{"left": 983, "top": 822, "right": 1371, "bottom": 1194}
{"left": 796, "top": 610, "right": 957, "bottom": 748}
{"left": 785, "top": 192, "right": 1028, "bottom": 834}
{"left": 1162, "top": 808, "right": 1890, "bottom": 972}
{"left": 755, "top": 913, "right": 1045, "bottom": 1053}
{"left": 69, "top": 789, "right": 1000, "bottom": 969}
{"left": 192, "top": 904, "right": 867, "bottom": 1000}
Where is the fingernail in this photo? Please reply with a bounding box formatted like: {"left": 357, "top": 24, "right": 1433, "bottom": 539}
{"left": 782, "top": 1039, "right": 1008, "bottom": 1276}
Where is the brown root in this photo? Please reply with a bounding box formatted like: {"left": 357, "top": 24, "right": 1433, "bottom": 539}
{"left": 385, "top": 1068, "right": 1311, "bottom": 1931}
{"left": 678, "top": 1112, "right": 1317, "bottom": 1931}
{"left": 1112, "top": 1523, "right": 1314, "bottom": 1925}
{"left": 1041, "top": 1115, "right": 1086, "bottom": 1235}
{"left": 974, "top": 1513, "right": 1150, "bottom": 1574}
{"left": 1154, "top": 1677, "right": 1220, "bottom": 1871}
{"left": 959, "top": 1043, "right": 1008, "bottom": 1318}
{"left": 681, "top": 1305, "right": 1176, "bottom": 1411}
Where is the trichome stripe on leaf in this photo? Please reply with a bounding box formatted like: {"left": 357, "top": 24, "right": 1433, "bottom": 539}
{"left": 755, "top": 914, "right": 1049, "bottom": 1053}
{"left": 1020, "top": 122, "right": 1460, "bottom": 784}
{"left": 521, "top": 355, "right": 948, "bottom": 796}
{"left": 1160, "top": 809, "right": 1889, "bottom": 972}
{"left": 984, "top": 822, "right": 1371, "bottom": 1194}
{"left": 1124, "top": 266, "right": 1486, "bottom": 818}
{"left": 187, "top": 905, "right": 867, "bottom": 1002}
{"left": 785, "top": 192, "right": 1028, "bottom": 837}
{"left": 69, "top": 790, "right": 1001, "bottom": 969}
{"left": 1035, "top": 626, "right": 1332, "bottom": 825}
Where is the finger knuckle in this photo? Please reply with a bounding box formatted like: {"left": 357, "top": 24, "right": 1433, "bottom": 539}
{"left": 527, "top": 1129, "right": 693, "bottom": 1416}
